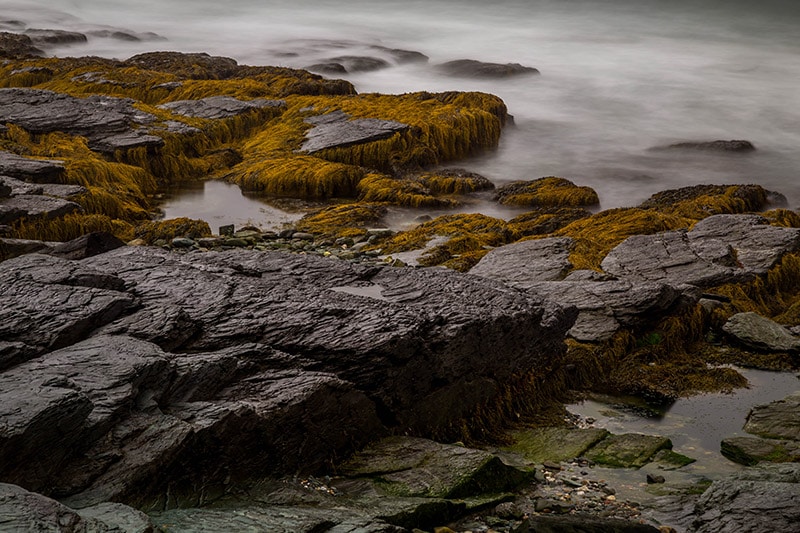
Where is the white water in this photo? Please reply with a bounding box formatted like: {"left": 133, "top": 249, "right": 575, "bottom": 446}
{"left": 5, "top": 0, "right": 800, "bottom": 210}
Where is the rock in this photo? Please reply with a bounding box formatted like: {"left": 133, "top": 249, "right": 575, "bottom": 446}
{"left": 722, "top": 313, "right": 800, "bottom": 353}
{"left": 0, "top": 194, "right": 82, "bottom": 224}
{"left": 689, "top": 463, "right": 800, "bottom": 533}
{"left": 503, "top": 427, "right": 610, "bottom": 463}
{"left": 652, "top": 140, "right": 756, "bottom": 152}
{"left": 721, "top": 436, "right": 800, "bottom": 466}
{"left": 583, "top": 433, "right": 672, "bottom": 468}
{"left": 24, "top": 29, "right": 88, "bottom": 46}
{"left": 159, "top": 95, "right": 286, "bottom": 120}
{"left": 470, "top": 237, "right": 575, "bottom": 284}
{"left": 292, "top": 231, "right": 315, "bottom": 241}
{"left": 646, "top": 474, "right": 666, "bottom": 484}
{"left": 743, "top": 391, "right": 800, "bottom": 440}
{"left": 436, "top": 59, "right": 539, "bottom": 78}
{"left": 77, "top": 501, "right": 156, "bottom": 532}
{"left": 339, "top": 436, "right": 531, "bottom": 499}
{"left": 327, "top": 55, "right": 391, "bottom": 72}
{"left": 299, "top": 109, "right": 409, "bottom": 153}
{"left": 0, "top": 237, "right": 54, "bottom": 263}
{"left": 0, "top": 483, "right": 104, "bottom": 532}
{"left": 0, "top": 88, "right": 164, "bottom": 154}
{"left": 306, "top": 62, "right": 348, "bottom": 75}
{"left": 124, "top": 51, "right": 240, "bottom": 79}
{"left": 171, "top": 237, "right": 196, "bottom": 248}
{"left": 523, "top": 515, "right": 661, "bottom": 532}
{"left": 494, "top": 177, "right": 599, "bottom": 208}
{"left": 0, "top": 179, "right": 11, "bottom": 198}
{"left": 218, "top": 224, "right": 235, "bottom": 236}
{"left": 0, "top": 31, "right": 44, "bottom": 58}
{"left": 50, "top": 232, "right": 127, "bottom": 260}
{"left": 371, "top": 46, "right": 429, "bottom": 64}
{"left": 0, "top": 150, "right": 65, "bottom": 183}
{"left": 601, "top": 214, "right": 800, "bottom": 287}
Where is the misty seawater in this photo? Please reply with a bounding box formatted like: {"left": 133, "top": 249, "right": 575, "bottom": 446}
{"left": 4, "top": 0, "right": 800, "bottom": 216}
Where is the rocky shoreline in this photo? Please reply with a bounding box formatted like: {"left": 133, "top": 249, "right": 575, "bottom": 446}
{"left": 2, "top": 20, "right": 800, "bottom": 533}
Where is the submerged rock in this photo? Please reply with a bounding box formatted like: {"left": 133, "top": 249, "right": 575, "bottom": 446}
{"left": 583, "top": 433, "right": 672, "bottom": 468}
{"left": 652, "top": 139, "right": 756, "bottom": 152}
{"left": 436, "top": 59, "right": 539, "bottom": 78}
{"left": 0, "top": 31, "right": 44, "bottom": 58}
{"left": 721, "top": 436, "right": 800, "bottom": 466}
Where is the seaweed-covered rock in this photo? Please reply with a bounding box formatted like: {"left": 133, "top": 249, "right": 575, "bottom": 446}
{"left": 722, "top": 312, "right": 800, "bottom": 353}
{"left": 123, "top": 51, "right": 240, "bottom": 79}
{"left": 494, "top": 177, "right": 599, "bottom": 208}
{"left": 436, "top": 59, "right": 539, "bottom": 78}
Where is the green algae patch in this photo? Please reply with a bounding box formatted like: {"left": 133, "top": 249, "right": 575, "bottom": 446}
{"left": 503, "top": 427, "right": 610, "bottom": 464}
{"left": 583, "top": 433, "right": 672, "bottom": 468}
{"left": 294, "top": 203, "right": 388, "bottom": 238}
{"left": 495, "top": 177, "right": 599, "bottom": 208}
{"left": 134, "top": 217, "right": 211, "bottom": 244}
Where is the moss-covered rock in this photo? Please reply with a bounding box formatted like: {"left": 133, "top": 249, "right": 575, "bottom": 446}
{"left": 583, "top": 433, "right": 672, "bottom": 468}
{"left": 503, "top": 427, "right": 610, "bottom": 463}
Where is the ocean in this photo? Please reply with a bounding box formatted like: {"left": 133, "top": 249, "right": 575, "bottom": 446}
{"left": 4, "top": 0, "right": 800, "bottom": 210}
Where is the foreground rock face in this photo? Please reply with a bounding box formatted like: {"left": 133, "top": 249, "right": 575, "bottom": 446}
{"left": 0, "top": 246, "right": 574, "bottom": 507}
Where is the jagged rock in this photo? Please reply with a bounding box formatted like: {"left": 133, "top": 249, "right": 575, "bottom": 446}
{"left": 601, "top": 214, "right": 800, "bottom": 287}
{"left": 435, "top": 59, "right": 539, "bottom": 78}
{"left": 339, "top": 436, "right": 531, "bottom": 498}
{"left": 159, "top": 95, "right": 286, "bottom": 120}
{"left": 652, "top": 139, "right": 756, "bottom": 152}
{"left": 0, "top": 31, "right": 44, "bottom": 58}
{"left": 721, "top": 436, "right": 800, "bottom": 465}
{"left": 689, "top": 464, "right": 800, "bottom": 533}
{"left": 470, "top": 237, "right": 575, "bottom": 284}
{"left": 0, "top": 88, "right": 164, "bottom": 154}
{"left": 24, "top": 29, "right": 88, "bottom": 46}
{"left": 300, "top": 110, "right": 409, "bottom": 153}
{"left": 50, "top": 232, "right": 127, "bottom": 260}
{"left": 583, "top": 433, "right": 672, "bottom": 468}
{"left": 0, "top": 254, "right": 136, "bottom": 366}
{"left": 503, "top": 427, "right": 610, "bottom": 463}
{"left": 722, "top": 313, "right": 800, "bottom": 353}
{"left": 0, "top": 150, "right": 65, "bottom": 183}
{"left": 0, "top": 194, "right": 82, "bottom": 224}
{"left": 744, "top": 391, "right": 800, "bottom": 440}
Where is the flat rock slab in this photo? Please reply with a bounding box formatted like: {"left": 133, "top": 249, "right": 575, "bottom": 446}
{"left": 744, "top": 391, "right": 800, "bottom": 440}
{"left": 690, "top": 463, "right": 800, "bottom": 533}
{"left": 722, "top": 312, "right": 800, "bottom": 353}
{"left": 503, "top": 427, "right": 610, "bottom": 464}
{"left": 339, "top": 436, "right": 530, "bottom": 499}
{"left": 583, "top": 433, "right": 672, "bottom": 468}
{"left": 0, "top": 194, "right": 82, "bottom": 224}
{"left": 721, "top": 436, "right": 800, "bottom": 466}
{"left": 300, "top": 109, "right": 409, "bottom": 153}
{"left": 159, "top": 95, "right": 286, "bottom": 120}
{"left": 0, "top": 151, "right": 65, "bottom": 183}
{"left": 470, "top": 237, "right": 574, "bottom": 285}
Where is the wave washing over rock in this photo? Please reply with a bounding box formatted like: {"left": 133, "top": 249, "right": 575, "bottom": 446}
{"left": 1, "top": 2, "right": 800, "bottom": 532}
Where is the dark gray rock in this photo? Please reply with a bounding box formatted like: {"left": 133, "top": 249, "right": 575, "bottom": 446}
{"left": 435, "top": 59, "right": 539, "bottom": 78}
{"left": 722, "top": 312, "right": 800, "bottom": 353}
{"left": 0, "top": 237, "right": 54, "bottom": 263}
{"left": 306, "top": 62, "right": 348, "bottom": 75}
{"left": 0, "top": 194, "right": 82, "bottom": 224}
{"left": 0, "top": 483, "right": 107, "bottom": 532}
{"left": 159, "top": 95, "right": 286, "bottom": 120}
{"left": 371, "top": 46, "right": 429, "bottom": 64}
{"left": 744, "top": 391, "right": 800, "bottom": 440}
{"left": 339, "top": 436, "right": 531, "bottom": 498}
{"left": 524, "top": 515, "right": 661, "bottom": 532}
{"left": 0, "top": 31, "right": 44, "bottom": 58}
{"left": 327, "top": 55, "right": 391, "bottom": 72}
{"left": 0, "top": 178, "right": 11, "bottom": 198}
{"left": 123, "top": 51, "right": 240, "bottom": 79}
{"left": 0, "top": 150, "right": 65, "bottom": 183}
{"left": 299, "top": 110, "right": 409, "bottom": 153}
{"left": 721, "top": 436, "right": 800, "bottom": 465}
{"left": 653, "top": 139, "right": 756, "bottom": 152}
{"left": 503, "top": 427, "right": 610, "bottom": 464}
{"left": 690, "top": 464, "right": 800, "bottom": 533}
{"left": 0, "top": 88, "right": 163, "bottom": 154}
{"left": 77, "top": 501, "right": 156, "bottom": 532}
{"left": 50, "top": 232, "right": 127, "bottom": 260}
{"left": 470, "top": 237, "right": 575, "bottom": 284}
{"left": 24, "top": 29, "right": 88, "bottom": 46}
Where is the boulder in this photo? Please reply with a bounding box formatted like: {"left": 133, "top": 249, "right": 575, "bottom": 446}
{"left": 24, "top": 29, "right": 88, "bottom": 46}
{"left": 0, "top": 194, "right": 82, "bottom": 224}
{"left": 0, "top": 483, "right": 110, "bottom": 532}
{"left": 327, "top": 55, "right": 391, "bottom": 72}
{"left": 0, "top": 31, "right": 44, "bottom": 58}
{"left": 689, "top": 464, "right": 800, "bottom": 533}
{"left": 721, "top": 436, "right": 800, "bottom": 465}
{"left": 159, "top": 95, "right": 286, "bottom": 120}
{"left": 371, "top": 46, "right": 429, "bottom": 64}
{"left": 0, "top": 150, "right": 65, "bottom": 183}
{"left": 470, "top": 237, "right": 575, "bottom": 284}
{"left": 583, "top": 433, "right": 672, "bottom": 468}
{"left": 435, "top": 59, "right": 539, "bottom": 78}
{"left": 123, "top": 51, "right": 240, "bottom": 79}
{"left": 744, "top": 391, "right": 800, "bottom": 440}
{"left": 722, "top": 312, "right": 800, "bottom": 353}
{"left": 299, "top": 110, "right": 409, "bottom": 153}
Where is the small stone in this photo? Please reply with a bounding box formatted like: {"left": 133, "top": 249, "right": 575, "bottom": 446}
{"left": 646, "top": 474, "right": 666, "bottom": 484}
{"left": 171, "top": 237, "right": 195, "bottom": 248}
{"left": 292, "top": 232, "right": 315, "bottom": 241}
{"left": 605, "top": 495, "right": 616, "bottom": 501}
{"left": 542, "top": 461, "right": 562, "bottom": 471}
{"left": 218, "top": 224, "right": 234, "bottom": 236}
{"left": 279, "top": 228, "right": 295, "bottom": 239}
{"left": 494, "top": 502, "right": 524, "bottom": 520}
{"left": 224, "top": 238, "right": 249, "bottom": 247}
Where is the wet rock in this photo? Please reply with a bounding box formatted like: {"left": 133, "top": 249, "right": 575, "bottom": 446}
{"left": 583, "top": 433, "right": 672, "bottom": 468}
{"left": 371, "top": 46, "right": 429, "bottom": 64}
{"left": 436, "top": 59, "right": 540, "bottom": 78}
{"left": 689, "top": 463, "right": 800, "bottom": 533}
{"left": 124, "top": 51, "right": 240, "bottom": 79}
{"left": 0, "top": 31, "right": 44, "bottom": 58}
{"left": 494, "top": 177, "right": 599, "bottom": 208}
{"left": 652, "top": 140, "right": 756, "bottom": 152}
{"left": 306, "top": 62, "right": 348, "bottom": 74}
{"left": 24, "top": 29, "right": 88, "bottom": 46}
{"left": 722, "top": 312, "right": 800, "bottom": 353}
{"left": 0, "top": 483, "right": 104, "bottom": 532}
{"left": 339, "top": 436, "right": 531, "bottom": 498}
{"left": 50, "top": 232, "right": 127, "bottom": 260}
{"left": 0, "top": 194, "right": 82, "bottom": 224}
{"left": 159, "top": 95, "right": 286, "bottom": 120}
{"left": 470, "top": 237, "right": 575, "bottom": 284}
{"left": 744, "top": 391, "right": 800, "bottom": 440}
{"left": 300, "top": 109, "right": 409, "bottom": 153}
{"left": 503, "top": 427, "right": 610, "bottom": 463}
{"left": 0, "top": 237, "right": 54, "bottom": 262}
{"left": 171, "top": 237, "right": 196, "bottom": 248}
{"left": 327, "top": 55, "right": 391, "bottom": 72}
{"left": 77, "top": 501, "right": 156, "bottom": 532}
{"left": 523, "top": 515, "right": 660, "bottom": 532}
{"left": 0, "top": 179, "right": 10, "bottom": 198}
{"left": 646, "top": 474, "right": 666, "bottom": 484}
{"left": 721, "top": 436, "right": 800, "bottom": 466}
{"left": 0, "top": 88, "right": 163, "bottom": 154}
{"left": 0, "top": 150, "right": 65, "bottom": 183}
